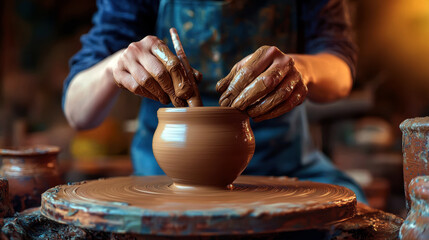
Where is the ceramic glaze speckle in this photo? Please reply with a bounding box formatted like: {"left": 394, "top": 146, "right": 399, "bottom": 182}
{"left": 41, "top": 175, "right": 356, "bottom": 235}
{"left": 400, "top": 117, "right": 429, "bottom": 209}
{"left": 153, "top": 107, "right": 255, "bottom": 188}
{"left": 400, "top": 176, "right": 429, "bottom": 240}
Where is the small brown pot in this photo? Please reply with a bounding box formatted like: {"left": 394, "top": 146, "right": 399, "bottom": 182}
{"left": 0, "top": 145, "right": 63, "bottom": 212}
{"left": 152, "top": 107, "right": 255, "bottom": 189}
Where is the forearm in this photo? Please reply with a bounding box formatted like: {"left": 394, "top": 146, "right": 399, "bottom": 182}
{"left": 291, "top": 53, "right": 353, "bottom": 103}
{"left": 64, "top": 50, "right": 123, "bottom": 130}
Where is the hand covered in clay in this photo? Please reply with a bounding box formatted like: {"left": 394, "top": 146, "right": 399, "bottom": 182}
{"left": 216, "top": 46, "right": 308, "bottom": 122}
{"left": 112, "top": 35, "right": 202, "bottom": 107}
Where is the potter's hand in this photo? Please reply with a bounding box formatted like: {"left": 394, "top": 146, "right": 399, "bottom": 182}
{"left": 216, "top": 46, "right": 308, "bottom": 122}
{"left": 112, "top": 36, "right": 202, "bottom": 107}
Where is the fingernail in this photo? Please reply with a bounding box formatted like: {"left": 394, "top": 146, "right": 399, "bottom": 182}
{"left": 215, "top": 81, "right": 222, "bottom": 92}
{"left": 216, "top": 82, "right": 225, "bottom": 93}
{"left": 230, "top": 99, "right": 242, "bottom": 110}
{"left": 220, "top": 97, "right": 231, "bottom": 107}
{"left": 171, "top": 96, "right": 186, "bottom": 107}
{"left": 231, "top": 95, "right": 249, "bottom": 110}
{"left": 219, "top": 92, "right": 227, "bottom": 102}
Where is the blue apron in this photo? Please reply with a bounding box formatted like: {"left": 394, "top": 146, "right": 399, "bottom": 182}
{"left": 131, "top": 0, "right": 366, "bottom": 201}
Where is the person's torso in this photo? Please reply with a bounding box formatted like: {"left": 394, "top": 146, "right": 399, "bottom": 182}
{"left": 132, "top": 0, "right": 311, "bottom": 176}
{"left": 157, "top": 0, "right": 299, "bottom": 94}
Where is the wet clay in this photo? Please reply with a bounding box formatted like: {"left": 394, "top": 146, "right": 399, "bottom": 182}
{"left": 218, "top": 47, "right": 269, "bottom": 107}
{"left": 230, "top": 66, "right": 288, "bottom": 111}
{"left": 152, "top": 43, "right": 193, "bottom": 100}
{"left": 41, "top": 175, "right": 356, "bottom": 235}
{"left": 216, "top": 46, "right": 307, "bottom": 122}
{"left": 400, "top": 176, "right": 429, "bottom": 240}
{"left": 170, "top": 28, "right": 203, "bottom": 107}
{"left": 153, "top": 107, "right": 255, "bottom": 188}
{"left": 247, "top": 68, "right": 303, "bottom": 117}
{"left": 0, "top": 145, "right": 63, "bottom": 212}
{"left": 400, "top": 117, "right": 429, "bottom": 210}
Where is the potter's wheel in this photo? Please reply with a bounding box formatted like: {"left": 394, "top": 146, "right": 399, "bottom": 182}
{"left": 41, "top": 176, "right": 356, "bottom": 236}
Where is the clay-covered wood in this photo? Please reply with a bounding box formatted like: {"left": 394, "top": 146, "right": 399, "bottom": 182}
{"left": 41, "top": 176, "right": 356, "bottom": 236}
{"left": 2, "top": 204, "right": 402, "bottom": 240}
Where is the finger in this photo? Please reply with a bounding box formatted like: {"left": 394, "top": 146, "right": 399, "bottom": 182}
{"left": 252, "top": 82, "right": 307, "bottom": 122}
{"left": 216, "top": 64, "right": 238, "bottom": 94}
{"left": 169, "top": 28, "right": 202, "bottom": 107}
{"left": 193, "top": 68, "right": 203, "bottom": 85}
{"left": 216, "top": 54, "right": 252, "bottom": 94}
{"left": 112, "top": 57, "right": 127, "bottom": 89}
{"left": 113, "top": 70, "right": 159, "bottom": 101}
{"left": 219, "top": 46, "right": 279, "bottom": 107}
{"left": 124, "top": 60, "right": 170, "bottom": 104}
{"left": 151, "top": 42, "right": 193, "bottom": 99}
{"left": 135, "top": 85, "right": 161, "bottom": 101}
{"left": 169, "top": 94, "right": 187, "bottom": 107}
{"left": 139, "top": 76, "right": 170, "bottom": 105}
{"left": 231, "top": 61, "right": 294, "bottom": 111}
{"left": 170, "top": 28, "right": 198, "bottom": 89}
{"left": 139, "top": 53, "right": 186, "bottom": 107}
{"left": 247, "top": 67, "right": 303, "bottom": 117}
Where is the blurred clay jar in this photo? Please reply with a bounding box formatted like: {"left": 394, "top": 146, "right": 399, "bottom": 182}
{"left": 0, "top": 145, "right": 63, "bottom": 212}
{"left": 400, "top": 117, "right": 429, "bottom": 210}
{"left": 153, "top": 107, "right": 255, "bottom": 189}
{"left": 400, "top": 176, "right": 429, "bottom": 240}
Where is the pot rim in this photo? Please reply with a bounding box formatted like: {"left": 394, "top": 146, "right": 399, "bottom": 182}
{"left": 160, "top": 106, "right": 240, "bottom": 113}
{"left": 157, "top": 107, "right": 246, "bottom": 118}
{"left": 0, "top": 145, "right": 60, "bottom": 157}
{"left": 400, "top": 117, "right": 429, "bottom": 132}
{"left": 157, "top": 107, "right": 249, "bottom": 121}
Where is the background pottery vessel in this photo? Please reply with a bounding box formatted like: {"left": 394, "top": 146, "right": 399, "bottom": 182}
{"left": 153, "top": 107, "right": 255, "bottom": 189}
{"left": 400, "top": 176, "right": 429, "bottom": 240}
{"left": 0, "top": 177, "right": 14, "bottom": 217}
{"left": 400, "top": 117, "right": 429, "bottom": 210}
{"left": 0, "top": 145, "right": 63, "bottom": 212}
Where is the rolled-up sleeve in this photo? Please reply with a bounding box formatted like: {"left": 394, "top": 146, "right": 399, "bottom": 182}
{"left": 301, "top": 0, "right": 357, "bottom": 79}
{"left": 62, "top": 0, "right": 158, "bottom": 109}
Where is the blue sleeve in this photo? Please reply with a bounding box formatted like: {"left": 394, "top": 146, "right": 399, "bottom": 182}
{"left": 301, "top": 0, "right": 357, "bottom": 79}
{"left": 62, "top": 0, "right": 159, "bottom": 109}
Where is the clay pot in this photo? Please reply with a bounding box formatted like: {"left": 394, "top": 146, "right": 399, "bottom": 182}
{"left": 400, "top": 117, "right": 429, "bottom": 210}
{"left": 153, "top": 107, "right": 255, "bottom": 189}
{"left": 0, "top": 178, "right": 14, "bottom": 217}
{"left": 400, "top": 176, "right": 429, "bottom": 240}
{"left": 0, "top": 145, "right": 63, "bottom": 212}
